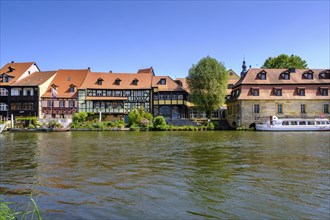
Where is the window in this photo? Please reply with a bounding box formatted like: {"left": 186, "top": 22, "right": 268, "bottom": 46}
{"left": 47, "top": 100, "right": 53, "bottom": 107}
{"left": 281, "top": 72, "right": 290, "bottom": 80}
{"left": 0, "top": 103, "right": 7, "bottom": 111}
{"left": 2, "top": 74, "right": 9, "bottom": 83}
{"left": 59, "top": 100, "right": 65, "bottom": 107}
{"left": 115, "top": 91, "right": 122, "bottom": 96}
{"left": 69, "top": 100, "right": 75, "bottom": 108}
{"left": 319, "top": 70, "right": 330, "bottom": 79}
{"left": 300, "top": 104, "right": 306, "bottom": 113}
{"left": 297, "top": 88, "right": 305, "bottom": 96}
{"left": 274, "top": 88, "right": 282, "bottom": 96}
{"left": 277, "top": 104, "right": 283, "bottom": 114}
{"left": 97, "top": 78, "right": 103, "bottom": 85}
{"left": 251, "top": 88, "right": 259, "bottom": 96}
{"left": 159, "top": 78, "right": 166, "bottom": 85}
{"left": 227, "top": 84, "right": 234, "bottom": 89}
{"left": 115, "top": 78, "right": 121, "bottom": 85}
{"left": 0, "top": 88, "right": 8, "bottom": 96}
{"left": 96, "top": 90, "right": 102, "bottom": 96}
{"left": 254, "top": 104, "right": 260, "bottom": 114}
{"left": 257, "top": 71, "right": 267, "bottom": 80}
{"left": 320, "top": 88, "right": 328, "bottom": 96}
{"left": 132, "top": 78, "right": 138, "bottom": 85}
{"left": 324, "top": 104, "right": 329, "bottom": 114}
{"left": 303, "top": 70, "right": 313, "bottom": 79}
{"left": 69, "top": 86, "right": 75, "bottom": 93}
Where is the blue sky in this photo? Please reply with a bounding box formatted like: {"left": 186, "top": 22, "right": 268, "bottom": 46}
{"left": 1, "top": 0, "right": 329, "bottom": 78}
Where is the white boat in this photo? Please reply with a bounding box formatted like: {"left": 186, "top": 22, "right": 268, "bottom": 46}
{"left": 256, "top": 116, "right": 330, "bottom": 131}
{"left": 0, "top": 124, "right": 6, "bottom": 133}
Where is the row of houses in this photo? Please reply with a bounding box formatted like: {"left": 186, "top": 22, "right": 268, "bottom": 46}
{"left": 0, "top": 61, "right": 329, "bottom": 128}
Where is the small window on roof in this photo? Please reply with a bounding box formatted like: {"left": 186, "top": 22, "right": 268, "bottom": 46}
{"left": 280, "top": 71, "right": 290, "bottom": 80}
{"left": 115, "top": 78, "right": 121, "bottom": 85}
{"left": 132, "top": 78, "right": 139, "bottom": 85}
{"left": 97, "top": 78, "right": 104, "bottom": 85}
{"left": 251, "top": 88, "right": 259, "bottom": 96}
{"left": 257, "top": 70, "right": 267, "bottom": 80}
{"left": 302, "top": 70, "right": 313, "bottom": 79}
{"left": 319, "top": 70, "right": 330, "bottom": 79}
{"left": 159, "top": 78, "right": 166, "bottom": 85}
{"left": 69, "top": 84, "right": 76, "bottom": 93}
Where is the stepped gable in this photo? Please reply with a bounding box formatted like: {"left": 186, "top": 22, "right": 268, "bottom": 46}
{"left": 11, "top": 71, "right": 57, "bottom": 86}
{"left": 0, "top": 62, "right": 39, "bottom": 85}
{"left": 80, "top": 71, "right": 153, "bottom": 90}
{"left": 42, "top": 69, "right": 89, "bottom": 98}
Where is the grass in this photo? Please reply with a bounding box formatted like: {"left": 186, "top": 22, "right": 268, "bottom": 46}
{"left": 0, "top": 195, "right": 42, "bottom": 220}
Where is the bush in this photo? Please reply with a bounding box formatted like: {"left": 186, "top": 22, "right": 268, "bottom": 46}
{"left": 130, "top": 123, "right": 140, "bottom": 131}
{"left": 72, "top": 112, "right": 88, "bottom": 123}
{"left": 28, "top": 124, "right": 36, "bottom": 129}
{"left": 208, "top": 122, "right": 215, "bottom": 130}
{"left": 153, "top": 116, "right": 166, "bottom": 130}
{"left": 128, "top": 107, "right": 153, "bottom": 127}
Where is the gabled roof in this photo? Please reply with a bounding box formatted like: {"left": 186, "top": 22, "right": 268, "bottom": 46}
{"left": 137, "top": 67, "right": 155, "bottom": 75}
{"left": 11, "top": 71, "right": 57, "bottom": 86}
{"left": 79, "top": 72, "right": 153, "bottom": 90}
{"left": 234, "top": 68, "right": 330, "bottom": 87}
{"left": 0, "top": 62, "right": 39, "bottom": 85}
{"left": 42, "top": 69, "right": 89, "bottom": 98}
{"left": 152, "top": 76, "right": 185, "bottom": 92}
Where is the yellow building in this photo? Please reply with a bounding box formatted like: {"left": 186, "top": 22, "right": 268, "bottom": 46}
{"left": 226, "top": 68, "right": 330, "bottom": 128}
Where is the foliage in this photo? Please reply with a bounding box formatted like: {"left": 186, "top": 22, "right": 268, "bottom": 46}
{"left": 72, "top": 112, "right": 88, "bottom": 123}
{"left": 187, "top": 56, "right": 228, "bottom": 119}
{"left": 28, "top": 124, "right": 36, "bottom": 129}
{"left": 153, "top": 116, "right": 167, "bottom": 130}
{"left": 262, "top": 54, "right": 308, "bottom": 69}
{"left": 0, "top": 196, "right": 43, "bottom": 220}
{"left": 130, "top": 123, "right": 141, "bottom": 131}
{"left": 128, "top": 107, "right": 153, "bottom": 127}
{"left": 208, "top": 122, "right": 215, "bottom": 130}
{"left": 48, "top": 120, "right": 63, "bottom": 128}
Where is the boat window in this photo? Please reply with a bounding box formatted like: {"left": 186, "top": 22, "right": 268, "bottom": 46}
{"left": 299, "top": 121, "right": 306, "bottom": 125}
{"left": 316, "top": 121, "right": 321, "bottom": 125}
{"left": 290, "top": 121, "right": 297, "bottom": 125}
{"left": 282, "top": 121, "right": 289, "bottom": 125}
{"left": 307, "top": 121, "right": 315, "bottom": 125}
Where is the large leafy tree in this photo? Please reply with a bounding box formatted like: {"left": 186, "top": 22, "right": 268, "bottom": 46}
{"left": 187, "top": 56, "right": 228, "bottom": 119}
{"left": 262, "top": 54, "right": 308, "bottom": 69}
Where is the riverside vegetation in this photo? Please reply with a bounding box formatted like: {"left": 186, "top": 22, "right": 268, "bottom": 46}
{"left": 0, "top": 196, "right": 42, "bottom": 220}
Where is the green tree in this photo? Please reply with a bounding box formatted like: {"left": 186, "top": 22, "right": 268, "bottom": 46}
{"left": 128, "top": 107, "right": 153, "bottom": 127}
{"left": 186, "top": 56, "right": 228, "bottom": 119}
{"left": 262, "top": 54, "right": 308, "bottom": 69}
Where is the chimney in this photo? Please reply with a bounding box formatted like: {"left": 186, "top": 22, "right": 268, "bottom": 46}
{"left": 289, "top": 68, "right": 296, "bottom": 73}
{"left": 88, "top": 67, "right": 91, "bottom": 71}
{"left": 11, "top": 61, "right": 14, "bottom": 63}
{"left": 109, "top": 70, "right": 112, "bottom": 73}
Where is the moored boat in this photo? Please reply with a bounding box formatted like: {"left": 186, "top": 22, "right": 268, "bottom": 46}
{"left": 256, "top": 116, "right": 330, "bottom": 131}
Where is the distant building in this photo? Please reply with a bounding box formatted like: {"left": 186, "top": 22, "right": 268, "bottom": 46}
{"left": 41, "top": 69, "right": 90, "bottom": 118}
{"left": 226, "top": 67, "right": 330, "bottom": 128}
{"left": 0, "top": 62, "right": 40, "bottom": 120}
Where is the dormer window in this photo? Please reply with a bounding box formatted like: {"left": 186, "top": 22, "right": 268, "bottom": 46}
{"left": 1, "top": 74, "right": 9, "bottom": 83}
{"left": 280, "top": 71, "right": 290, "bottom": 80}
{"left": 8, "top": 66, "right": 15, "bottom": 72}
{"left": 297, "top": 87, "right": 305, "bottom": 96}
{"left": 274, "top": 87, "right": 282, "bottom": 96}
{"left": 97, "top": 78, "right": 104, "bottom": 85}
{"left": 257, "top": 70, "right": 267, "bottom": 80}
{"left": 251, "top": 87, "right": 259, "bottom": 96}
{"left": 115, "top": 78, "right": 121, "bottom": 85}
{"left": 69, "top": 84, "right": 76, "bottom": 93}
{"left": 132, "top": 78, "right": 139, "bottom": 86}
{"left": 319, "top": 70, "right": 330, "bottom": 79}
{"left": 302, "top": 70, "right": 313, "bottom": 79}
{"left": 159, "top": 78, "right": 166, "bottom": 85}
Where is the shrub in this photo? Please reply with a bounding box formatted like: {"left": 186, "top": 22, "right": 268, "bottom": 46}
{"left": 72, "top": 112, "right": 88, "bottom": 123}
{"left": 154, "top": 116, "right": 166, "bottom": 130}
{"left": 128, "top": 107, "right": 153, "bottom": 127}
{"left": 208, "top": 122, "right": 215, "bottom": 130}
{"left": 28, "top": 124, "right": 36, "bottom": 129}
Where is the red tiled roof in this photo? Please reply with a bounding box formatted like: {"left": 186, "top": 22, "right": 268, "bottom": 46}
{"left": 42, "top": 69, "right": 89, "bottom": 98}
{"left": 137, "top": 67, "right": 154, "bottom": 75}
{"left": 79, "top": 72, "right": 153, "bottom": 90}
{"left": 152, "top": 76, "right": 185, "bottom": 92}
{"left": 0, "top": 62, "right": 38, "bottom": 85}
{"left": 11, "top": 71, "right": 57, "bottom": 86}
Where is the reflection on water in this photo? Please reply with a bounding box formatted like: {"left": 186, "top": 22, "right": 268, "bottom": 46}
{"left": 0, "top": 131, "right": 329, "bottom": 219}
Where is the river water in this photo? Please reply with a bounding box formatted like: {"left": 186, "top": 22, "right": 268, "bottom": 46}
{"left": 0, "top": 131, "right": 329, "bottom": 219}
